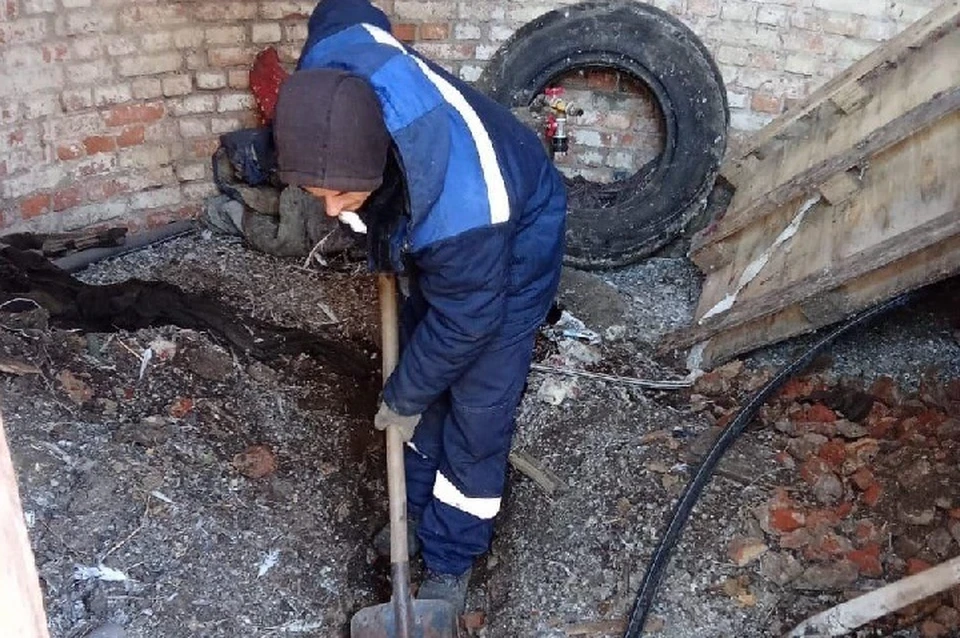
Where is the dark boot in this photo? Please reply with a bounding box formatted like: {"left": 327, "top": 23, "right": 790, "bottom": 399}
{"left": 373, "top": 518, "right": 420, "bottom": 558}
{"left": 416, "top": 568, "right": 472, "bottom": 615}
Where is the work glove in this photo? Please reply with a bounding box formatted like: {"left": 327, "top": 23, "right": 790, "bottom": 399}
{"left": 374, "top": 402, "right": 421, "bottom": 442}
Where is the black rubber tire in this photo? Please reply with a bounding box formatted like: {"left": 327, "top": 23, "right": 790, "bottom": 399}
{"left": 478, "top": 1, "right": 728, "bottom": 270}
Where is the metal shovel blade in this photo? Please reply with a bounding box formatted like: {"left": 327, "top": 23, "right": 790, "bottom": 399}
{"left": 350, "top": 597, "right": 458, "bottom": 638}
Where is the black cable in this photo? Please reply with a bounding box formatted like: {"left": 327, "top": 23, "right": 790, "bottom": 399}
{"left": 624, "top": 291, "right": 916, "bottom": 637}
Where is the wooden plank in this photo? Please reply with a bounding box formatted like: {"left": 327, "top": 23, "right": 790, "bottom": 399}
{"left": 694, "top": 26, "right": 960, "bottom": 261}
{"left": 720, "top": 110, "right": 960, "bottom": 311}
{"left": 723, "top": 0, "right": 960, "bottom": 161}
{"left": 0, "top": 412, "right": 50, "bottom": 638}
{"left": 818, "top": 170, "right": 862, "bottom": 205}
{"left": 830, "top": 82, "right": 871, "bottom": 114}
{"left": 674, "top": 110, "right": 960, "bottom": 346}
{"left": 695, "top": 232, "right": 960, "bottom": 368}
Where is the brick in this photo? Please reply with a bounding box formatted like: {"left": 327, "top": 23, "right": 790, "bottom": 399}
{"left": 85, "top": 178, "right": 130, "bottom": 203}
{"left": 62, "top": 0, "right": 92, "bottom": 8}
{"left": 217, "top": 93, "right": 254, "bottom": 113}
{"left": 45, "top": 112, "right": 102, "bottom": 140}
{"left": 587, "top": 69, "right": 620, "bottom": 91}
{"left": 0, "top": 17, "right": 48, "bottom": 44}
{"left": 251, "top": 22, "right": 282, "bottom": 44}
{"left": 720, "top": 1, "right": 758, "bottom": 22}
{"left": 814, "top": 0, "right": 885, "bottom": 18}
{"left": 94, "top": 84, "right": 133, "bottom": 107}
{"left": 727, "top": 90, "right": 749, "bottom": 110}
{"left": 415, "top": 42, "right": 476, "bottom": 61}
{"left": 854, "top": 520, "right": 882, "bottom": 545}
{"left": 771, "top": 508, "right": 806, "bottom": 533}
{"left": 194, "top": 2, "right": 259, "bottom": 21}
{"left": 395, "top": 0, "right": 457, "bottom": 20}
{"left": 185, "top": 51, "right": 207, "bottom": 71}
{"left": 259, "top": 1, "right": 316, "bottom": 20}
{"left": 852, "top": 467, "right": 875, "bottom": 491}
{"left": 129, "top": 186, "right": 182, "bottom": 211}
{"left": 728, "top": 537, "right": 769, "bottom": 567}
{"left": 391, "top": 22, "right": 416, "bottom": 42}
{"left": 105, "top": 103, "right": 165, "bottom": 127}
{"left": 104, "top": 35, "right": 137, "bottom": 57}
{"left": 119, "top": 145, "right": 172, "bottom": 170}
{"left": 175, "top": 162, "right": 206, "bottom": 181}
{"left": 195, "top": 71, "right": 227, "bottom": 90}
{"left": 20, "top": 193, "right": 51, "bottom": 219}
{"left": 66, "top": 61, "right": 113, "bottom": 86}
{"left": 758, "top": 5, "right": 790, "bottom": 26}
{"left": 142, "top": 32, "right": 174, "bottom": 52}
{"left": 688, "top": 0, "right": 720, "bottom": 16}
{"left": 862, "top": 483, "right": 883, "bottom": 507}
{"left": 22, "top": 0, "right": 56, "bottom": 13}
{"left": 181, "top": 181, "right": 217, "bottom": 201}
{"left": 172, "top": 27, "right": 205, "bottom": 49}
{"left": 227, "top": 70, "right": 250, "bottom": 89}
{"left": 907, "top": 558, "right": 932, "bottom": 575}
{"left": 191, "top": 136, "right": 220, "bottom": 158}
{"left": 717, "top": 45, "right": 751, "bottom": 66}
{"left": 459, "top": 64, "right": 483, "bottom": 83}
{"left": 60, "top": 89, "right": 93, "bottom": 112}
{"left": 178, "top": 118, "right": 209, "bottom": 138}
{"left": 40, "top": 42, "right": 69, "bottom": 64}
{"left": 489, "top": 24, "right": 515, "bottom": 42}
{"left": 208, "top": 47, "right": 256, "bottom": 67}
{"left": 74, "top": 153, "right": 117, "bottom": 178}
{"left": 206, "top": 26, "right": 247, "bottom": 46}
{"left": 69, "top": 35, "right": 102, "bottom": 59}
{"left": 818, "top": 439, "right": 847, "bottom": 468}
{"left": 169, "top": 95, "right": 216, "bottom": 116}
{"left": 83, "top": 135, "right": 116, "bottom": 155}
{"left": 57, "top": 142, "right": 85, "bottom": 160}
{"left": 802, "top": 530, "right": 852, "bottom": 561}
{"left": 751, "top": 92, "right": 783, "bottom": 114}
{"left": 52, "top": 184, "right": 83, "bottom": 211}
{"left": 62, "top": 9, "right": 115, "bottom": 36}
{"left": 847, "top": 543, "right": 883, "bottom": 577}
{"left": 211, "top": 116, "right": 242, "bottom": 134}
{"left": 454, "top": 23, "right": 481, "bottom": 40}
{"left": 785, "top": 53, "right": 819, "bottom": 76}
{"left": 162, "top": 75, "right": 193, "bottom": 97}
{"left": 822, "top": 10, "right": 865, "bottom": 36}
{"left": 420, "top": 23, "right": 450, "bottom": 40}
{"left": 572, "top": 129, "right": 602, "bottom": 147}
{"left": 131, "top": 78, "right": 163, "bottom": 100}
{"left": 283, "top": 22, "right": 309, "bottom": 42}
{"left": 116, "top": 125, "right": 145, "bottom": 148}
{"left": 118, "top": 53, "right": 182, "bottom": 78}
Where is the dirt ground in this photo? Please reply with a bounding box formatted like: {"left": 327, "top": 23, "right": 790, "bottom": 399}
{"left": 3, "top": 232, "right": 959, "bottom": 638}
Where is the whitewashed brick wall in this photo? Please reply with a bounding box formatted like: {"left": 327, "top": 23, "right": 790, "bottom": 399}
{"left": 0, "top": 0, "right": 943, "bottom": 233}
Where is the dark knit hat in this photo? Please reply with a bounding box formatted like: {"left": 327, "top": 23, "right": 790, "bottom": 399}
{"left": 274, "top": 69, "right": 390, "bottom": 192}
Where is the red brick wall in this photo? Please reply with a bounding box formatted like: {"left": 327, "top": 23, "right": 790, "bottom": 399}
{"left": 0, "top": 0, "right": 942, "bottom": 233}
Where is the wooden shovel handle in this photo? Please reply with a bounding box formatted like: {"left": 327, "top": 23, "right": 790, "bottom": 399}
{"left": 377, "top": 274, "right": 414, "bottom": 636}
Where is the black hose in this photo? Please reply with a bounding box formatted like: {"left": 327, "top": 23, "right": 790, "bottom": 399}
{"left": 53, "top": 220, "right": 197, "bottom": 273}
{"left": 624, "top": 291, "right": 915, "bottom": 637}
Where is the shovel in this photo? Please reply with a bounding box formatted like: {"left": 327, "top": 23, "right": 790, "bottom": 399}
{"left": 351, "top": 274, "right": 459, "bottom": 638}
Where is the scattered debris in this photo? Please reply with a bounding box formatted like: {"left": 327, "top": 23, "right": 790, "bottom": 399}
{"left": 257, "top": 549, "right": 280, "bottom": 578}
{"left": 56, "top": 369, "right": 93, "bottom": 404}
{"left": 0, "top": 357, "right": 40, "bottom": 375}
{"left": 727, "top": 537, "right": 768, "bottom": 567}
{"left": 233, "top": 445, "right": 278, "bottom": 479}
{"left": 73, "top": 564, "right": 129, "bottom": 583}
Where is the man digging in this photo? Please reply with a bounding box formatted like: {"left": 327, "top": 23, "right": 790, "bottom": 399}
{"left": 272, "top": 0, "right": 567, "bottom": 614}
